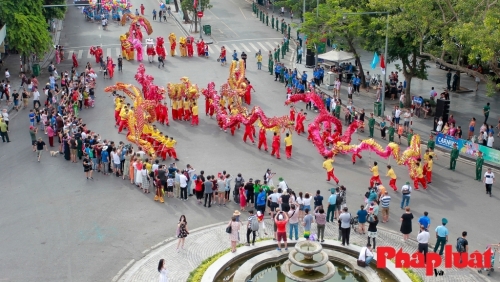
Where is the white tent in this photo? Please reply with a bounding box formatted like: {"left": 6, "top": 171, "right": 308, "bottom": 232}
{"left": 318, "top": 50, "right": 355, "bottom": 63}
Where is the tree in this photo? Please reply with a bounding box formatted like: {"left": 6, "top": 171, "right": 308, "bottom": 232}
{"left": 180, "top": 0, "right": 212, "bottom": 32}
{"left": 173, "top": 0, "right": 180, "bottom": 13}
{"left": 0, "top": 0, "right": 52, "bottom": 58}
{"left": 274, "top": 0, "right": 325, "bottom": 22}
{"left": 42, "top": 0, "right": 67, "bottom": 21}
{"left": 367, "top": 0, "right": 434, "bottom": 106}
{"left": 300, "top": 0, "right": 369, "bottom": 86}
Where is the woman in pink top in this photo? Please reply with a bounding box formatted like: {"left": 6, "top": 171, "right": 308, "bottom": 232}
{"left": 46, "top": 125, "right": 55, "bottom": 147}
{"left": 314, "top": 206, "right": 327, "bottom": 242}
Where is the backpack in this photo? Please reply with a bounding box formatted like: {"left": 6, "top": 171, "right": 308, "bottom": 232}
{"left": 235, "top": 177, "right": 243, "bottom": 189}
{"left": 336, "top": 192, "right": 343, "bottom": 205}
{"left": 250, "top": 216, "right": 259, "bottom": 231}
{"left": 48, "top": 65, "right": 53, "bottom": 73}
{"left": 364, "top": 191, "right": 370, "bottom": 198}
{"left": 456, "top": 237, "right": 466, "bottom": 253}
{"left": 402, "top": 185, "right": 411, "bottom": 194}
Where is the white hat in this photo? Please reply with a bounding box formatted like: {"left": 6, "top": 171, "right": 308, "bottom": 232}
{"left": 257, "top": 211, "right": 262, "bottom": 216}
{"left": 278, "top": 214, "right": 284, "bottom": 220}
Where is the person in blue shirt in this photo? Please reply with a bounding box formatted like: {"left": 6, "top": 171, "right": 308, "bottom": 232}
{"left": 301, "top": 71, "right": 308, "bottom": 89}
{"left": 256, "top": 188, "right": 267, "bottom": 214}
{"left": 313, "top": 68, "right": 320, "bottom": 85}
{"left": 292, "top": 68, "right": 298, "bottom": 79}
{"left": 29, "top": 110, "right": 35, "bottom": 126}
{"left": 309, "top": 78, "right": 315, "bottom": 91}
{"left": 319, "top": 67, "right": 325, "bottom": 85}
{"left": 433, "top": 218, "right": 449, "bottom": 255}
{"left": 357, "top": 205, "right": 368, "bottom": 234}
{"left": 326, "top": 188, "right": 337, "bottom": 222}
{"left": 274, "top": 64, "right": 281, "bottom": 81}
{"left": 232, "top": 50, "right": 238, "bottom": 61}
{"left": 325, "top": 96, "right": 331, "bottom": 112}
{"left": 297, "top": 82, "right": 305, "bottom": 93}
{"left": 101, "top": 147, "right": 109, "bottom": 175}
{"left": 418, "top": 211, "right": 431, "bottom": 229}
{"left": 353, "top": 75, "right": 361, "bottom": 93}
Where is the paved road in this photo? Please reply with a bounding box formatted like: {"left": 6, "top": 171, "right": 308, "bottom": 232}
{"left": 0, "top": 0, "right": 498, "bottom": 281}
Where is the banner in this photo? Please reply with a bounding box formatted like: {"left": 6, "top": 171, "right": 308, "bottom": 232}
{"left": 435, "top": 133, "right": 500, "bottom": 166}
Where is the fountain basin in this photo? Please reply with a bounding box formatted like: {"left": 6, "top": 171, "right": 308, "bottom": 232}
{"left": 281, "top": 260, "right": 336, "bottom": 282}
{"left": 295, "top": 240, "right": 323, "bottom": 257}
{"left": 289, "top": 249, "right": 330, "bottom": 268}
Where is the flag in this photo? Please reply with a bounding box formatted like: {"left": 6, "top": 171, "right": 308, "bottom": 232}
{"left": 380, "top": 54, "right": 386, "bottom": 74}
{"left": 371, "top": 52, "right": 379, "bottom": 69}
{"left": 193, "top": 0, "right": 198, "bottom": 9}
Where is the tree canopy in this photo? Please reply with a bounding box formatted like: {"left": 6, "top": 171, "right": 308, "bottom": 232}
{"left": 0, "top": 0, "right": 52, "bottom": 56}
{"left": 43, "top": 0, "right": 68, "bottom": 21}
{"left": 180, "top": 0, "right": 212, "bottom": 32}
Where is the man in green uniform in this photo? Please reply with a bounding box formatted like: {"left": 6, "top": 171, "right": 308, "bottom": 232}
{"left": 276, "top": 45, "right": 280, "bottom": 62}
{"left": 407, "top": 129, "right": 414, "bottom": 146}
{"left": 288, "top": 24, "right": 291, "bottom": 38}
{"left": 266, "top": 13, "right": 269, "bottom": 26}
{"left": 334, "top": 103, "right": 341, "bottom": 118}
{"left": 475, "top": 151, "right": 484, "bottom": 181}
{"left": 281, "top": 21, "right": 285, "bottom": 34}
{"left": 368, "top": 113, "right": 375, "bottom": 138}
{"left": 281, "top": 42, "right": 285, "bottom": 59}
{"left": 388, "top": 123, "right": 395, "bottom": 142}
{"left": 449, "top": 143, "right": 459, "bottom": 170}
{"left": 276, "top": 18, "right": 279, "bottom": 31}
{"left": 273, "top": 48, "right": 278, "bottom": 62}
{"left": 427, "top": 134, "right": 435, "bottom": 150}
{"left": 268, "top": 52, "right": 274, "bottom": 75}
{"left": 285, "top": 37, "right": 289, "bottom": 52}
{"left": 256, "top": 8, "right": 259, "bottom": 18}
{"left": 272, "top": 15, "right": 274, "bottom": 29}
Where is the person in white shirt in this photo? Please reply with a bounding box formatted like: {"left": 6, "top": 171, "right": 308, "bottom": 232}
{"left": 429, "top": 87, "right": 437, "bottom": 100}
{"left": 483, "top": 168, "right": 495, "bottom": 197}
{"left": 330, "top": 99, "right": 336, "bottom": 114}
{"left": 358, "top": 243, "right": 374, "bottom": 266}
{"left": 436, "top": 117, "right": 443, "bottom": 132}
{"left": 186, "top": 164, "right": 196, "bottom": 196}
{"left": 179, "top": 171, "right": 188, "bottom": 200}
{"left": 416, "top": 225, "right": 430, "bottom": 262}
{"left": 4, "top": 68, "right": 10, "bottom": 79}
{"left": 394, "top": 107, "right": 402, "bottom": 124}
{"left": 475, "top": 76, "right": 480, "bottom": 91}
{"left": 278, "top": 177, "right": 288, "bottom": 192}
{"left": 403, "top": 110, "right": 411, "bottom": 132}
{"left": 487, "top": 133, "right": 494, "bottom": 148}
{"left": 33, "top": 88, "right": 41, "bottom": 108}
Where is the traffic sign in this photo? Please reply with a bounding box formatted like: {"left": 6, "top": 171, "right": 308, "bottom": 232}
{"left": 197, "top": 11, "right": 203, "bottom": 18}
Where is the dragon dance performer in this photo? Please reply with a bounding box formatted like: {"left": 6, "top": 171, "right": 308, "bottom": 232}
{"left": 323, "top": 156, "right": 339, "bottom": 184}
{"left": 284, "top": 132, "right": 293, "bottom": 159}
{"left": 90, "top": 46, "right": 103, "bottom": 64}
{"left": 106, "top": 57, "right": 115, "bottom": 79}
{"left": 295, "top": 110, "right": 306, "bottom": 135}
{"left": 165, "top": 137, "right": 180, "bottom": 161}
{"left": 168, "top": 33, "right": 176, "bottom": 56}
{"left": 187, "top": 36, "right": 194, "bottom": 57}
{"left": 205, "top": 95, "right": 210, "bottom": 116}
{"left": 386, "top": 165, "right": 397, "bottom": 191}
{"left": 177, "top": 99, "right": 184, "bottom": 121}
{"left": 114, "top": 95, "right": 125, "bottom": 123}
{"left": 183, "top": 98, "right": 191, "bottom": 121}
{"left": 271, "top": 132, "right": 281, "bottom": 159}
{"left": 243, "top": 123, "right": 255, "bottom": 144}
{"left": 369, "top": 161, "right": 383, "bottom": 187}
{"left": 258, "top": 127, "right": 268, "bottom": 151}
{"left": 413, "top": 161, "right": 427, "bottom": 190}
{"left": 171, "top": 99, "right": 178, "bottom": 120}
{"left": 118, "top": 106, "right": 129, "bottom": 133}
{"left": 191, "top": 102, "right": 199, "bottom": 126}
{"left": 179, "top": 37, "right": 187, "bottom": 57}
{"left": 289, "top": 106, "right": 296, "bottom": 122}
{"left": 244, "top": 81, "right": 255, "bottom": 105}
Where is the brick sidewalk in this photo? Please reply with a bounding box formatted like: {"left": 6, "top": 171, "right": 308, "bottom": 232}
{"left": 116, "top": 220, "right": 490, "bottom": 282}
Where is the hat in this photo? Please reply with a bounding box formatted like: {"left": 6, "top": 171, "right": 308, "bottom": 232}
{"left": 102, "top": 146, "right": 108, "bottom": 150}
{"left": 257, "top": 211, "right": 262, "bottom": 216}
{"left": 278, "top": 214, "right": 284, "bottom": 220}
{"left": 330, "top": 188, "right": 335, "bottom": 194}
{"left": 233, "top": 210, "right": 241, "bottom": 216}
{"left": 249, "top": 178, "right": 253, "bottom": 182}
{"left": 30, "top": 126, "right": 34, "bottom": 130}
{"left": 406, "top": 181, "right": 410, "bottom": 185}
{"left": 279, "top": 177, "right": 284, "bottom": 181}
{"left": 442, "top": 218, "right": 448, "bottom": 224}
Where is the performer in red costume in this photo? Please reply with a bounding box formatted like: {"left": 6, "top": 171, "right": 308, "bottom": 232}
{"left": 244, "top": 81, "right": 255, "bottom": 105}
{"left": 258, "top": 128, "right": 268, "bottom": 151}
{"left": 146, "top": 38, "right": 156, "bottom": 63}
{"left": 205, "top": 95, "right": 210, "bottom": 115}
{"left": 186, "top": 36, "right": 194, "bottom": 57}
{"left": 171, "top": 100, "right": 178, "bottom": 121}
{"left": 191, "top": 102, "right": 199, "bottom": 126}
{"left": 208, "top": 98, "right": 215, "bottom": 118}
{"left": 322, "top": 129, "right": 331, "bottom": 147}
{"left": 155, "top": 37, "right": 166, "bottom": 68}
{"left": 72, "top": 52, "right": 79, "bottom": 68}
{"left": 90, "top": 46, "right": 103, "bottom": 64}
{"left": 243, "top": 123, "right": 255, "bottom": 143}
{"left": 289, "top": 106, "right": 296, "bottom": 122}
{"left": 218, "top": 106, "right": 227, "bottom": 130}
{"left": 197, "top": 40, "right": 205, "bottom": 56}
{"left": 106, "top": 57, "right": 115, "bottom": 79}
{"left": 271, "top": 132, "right": 281, "bottom": 159}
{"left": 160, "top": 102, "right": 169, "bottom": 126}
{"left": 295, "top": 111, "right": 306, "bottom": 135}
{"left": 177, "top": 100, "right": 184, "bottom": 121}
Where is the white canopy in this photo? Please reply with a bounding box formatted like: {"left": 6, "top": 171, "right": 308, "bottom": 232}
{"left": 318, "top": 50, "right": 355, "bottom": 63}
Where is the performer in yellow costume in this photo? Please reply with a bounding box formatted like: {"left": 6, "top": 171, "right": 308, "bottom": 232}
{"left": 179, "top": 37, "right": 187, "bottom": 57}
{"left": 168, "top": 33, "right": 177, "bottom": 57}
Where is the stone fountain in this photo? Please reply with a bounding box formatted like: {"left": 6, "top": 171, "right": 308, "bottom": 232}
{"left": 281, "top": 240, "right": 336, "bottom": 282}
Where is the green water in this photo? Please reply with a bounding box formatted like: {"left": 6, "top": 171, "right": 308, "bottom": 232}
{"left": 250, "top": 260, "right": 364, "bottom": 281}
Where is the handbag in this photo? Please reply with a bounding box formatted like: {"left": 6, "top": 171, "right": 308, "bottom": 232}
{"left": 225, "top": 224, "right": 232, "bottom": 234}
{"left": 357, "top": 249, "right": 368, "bottom": 267}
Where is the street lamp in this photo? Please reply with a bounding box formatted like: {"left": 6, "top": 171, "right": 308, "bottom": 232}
{"left": 344, "top": 11, "right": 389, "bottom": 117}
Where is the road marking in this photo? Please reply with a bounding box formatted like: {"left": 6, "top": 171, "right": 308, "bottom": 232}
{"left": 257, "top": 42, "right": 268, "bottom": 51}
{"left": 273, "top": 41, "right": 281, "bottom": 46}
{"left": 239, "top": 7, "right": 247, "bottom": 20}
{"left": 67, "top": 51, "right": 74, "bottom": 60}
{"left": 265, "top": 42, "right": 275, "bottom": 50}
{"left": 87, "top": 50, "right": 92, "bottom": 59}
{"left": 78, "top": 50, "right": 83, "bottom": 59}
{"left": 248, "top": 43, "right": 259, "bottom": 52}
{"left": 116, "top": 47, "right": 121, "bottom": 56}
{"left": 106, "top": 48, "right": 112, "bottom": 58}
{"left": 240, "top": 43, "right": 251, "bottom": 52}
